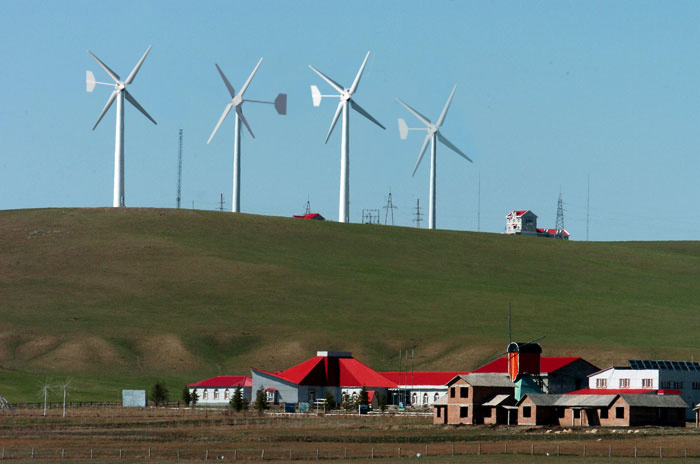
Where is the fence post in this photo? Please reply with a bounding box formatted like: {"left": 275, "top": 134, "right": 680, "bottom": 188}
{"left": 316, "top": 448, "right": 319, "bottom": 460}
{"left": 478, "top": 443, "right": 481, "bottom": 455}
{"left": 261, "top": 449, "right": 265, "bottom": 460}
{"left": 177, "top": 449, "right": 180, "bottom": 460}
{"left": 660, "top": 447, "right": 663, "bottom": 459}
{"left": 61, "top": 449, "right": 65, "bottom": 459}
{"left": 531, "top": 443, "right": 534, "bottom": 456}
{"left": 2, "top": 447, "right": 4, "bottom": 459}
{"left": 634, "top": 447, "right": 637, "bottom": 458}
{"left": 119, "top": 449, "right": 122, "bottom": 459}
{"left": 398, "top": 447, "right": 401, "bottom": 458}
{"left": 608, "top": 446, "right": 611, "bottom": 458}
{"left": 504, "top": 442, "right": 507, "bottom": 454}
{"left": 557, "top": 444, "right": 560, "bottom": 457}
{"left": 371, "top": 447, "right": 374, "bottom": 459}
{"left": 425, "top": 444, "right": 428, "bottom": 457}
{"left": 685, "top": 448, "right": 688, "bottom": 459}
{"left": 205, "top": 449, "right": 208, "bottom": 460}
{"left": 344, "top": 447, "right": 348, "bottom": 459}
{"left": 31, "top": 448, "right": 34, "bottom": 459}
{"left": 452, "top": 444, "right": 455, "bottom": 456}
{"left": 583, "top": 444, "right": 586, "bottom": 457}
{"left": 90, "top": 449, "right": 93, "bottom": 459}
{"left": 289, "top": 449, "right": 293, "bottom": 460}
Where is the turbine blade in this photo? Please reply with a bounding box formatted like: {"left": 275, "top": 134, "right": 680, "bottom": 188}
{"left": 412, "top": 133, "right": 432, "bottom": 177}
{"left": 438, "top": 132, "right": 472, "bottom": 162}
{"left": 349, "top": 51, "right": 370, "bottom": 95}
{"left": 437, "top": 84, "right": 457, "bottom": 127}
{"left": 92, "top": 90, "right": 119, "bottom": 130}
{"left": 237, "top": 58, "right": 263, "bottom": 99}
{"left": 396, "top": 98, "right": 431, "bottom": 126}
{"left": 350, "top": 100, "right": 385, "bottom": 130}
{"left": 325, "top": 101, "right": 344, "bottom": 144}
{"left": 124, "top": 45, "right": 152, "bottom": 85}
{"left": 215, "top": 63, "right": 236, "bottom": 98}
{"left": 236, "top": 107, "right": 255, "bottom": 139}
{"left": 207, "top": 103, "right": 234, "bottom": 144}
{"left": 309, "top": 65, "right": 344, "bottom": 94}
{"left": 124, "top": 90, "right": 157, "bottom": 125}
{"left": 87, "top": 50, "right": 120, "bottom": 84}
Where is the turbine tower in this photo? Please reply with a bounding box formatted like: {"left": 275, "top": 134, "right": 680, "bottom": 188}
{"left": 86, "top": 46, "right": 157, "bottom": 207}
{"left": 207, "top": 58, "right": 287, "bottom": 213}
{"left": 310, "top": 51, "right": 386, "bottom": 223}
{"left": 397, "top": 85, "right": 472, "bottom": 229}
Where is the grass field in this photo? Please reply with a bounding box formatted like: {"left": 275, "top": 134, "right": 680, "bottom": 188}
{"left": 1, "top": 408, "right": 700, "bottom": 463}
{"left": 1, "top": 208, "right": 700, "bottom": 401}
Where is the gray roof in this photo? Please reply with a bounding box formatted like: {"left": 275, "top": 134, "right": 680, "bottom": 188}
{"left": 620, "top": 394, "right": 688, "bottom": 409}
{"left": 521, "top": 394, "right": 564, "bottom": 406}
{"left": 521, "top": 393, "right": 615, "bottom": 408}
{"left": 453, "top": 373, "right": 514, "bottom": 388}
{"left": 483, "top": 394, "right": 513, "bottom": 407}
{"left": 433, "top": 394, "right": 448, "bottom": 406}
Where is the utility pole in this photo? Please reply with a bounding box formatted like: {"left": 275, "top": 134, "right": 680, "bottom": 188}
{"left": 383, "top": 189, "right": 398, "bottom": 225}
{"left": 586, "top": 176, "right": 590, "bottom": 241}
{"left": 176, "top": 129, "right": 183, "bottom": 209}
{"left": 219, "top": 194, "right": 225, "bottom": 212}
{"left": 413, "top": 199, "right": 423, "bottom": 228}
{"left": 477, "top": 171, "right": 481, "bottom": 232}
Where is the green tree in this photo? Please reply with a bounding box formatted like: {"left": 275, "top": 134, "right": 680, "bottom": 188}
{"left": 378, "top": 393, "right": 387, "bottom": 412}
{"left": 182, "top": 386, "right": 192, "bottom": 406}
{"left": 149, "top": 381, "right": 169, "bottom": 406}
{"left": 341, "top": 392, "right": 354, "bottom": 412}
{"left": 254, "top": 386, "right": 268, "bottom": 412}
{"left": 190, "top": 389, "right": 199, "bottom": 406}
{"left": 230, "top": 386, "right": 244, "bottom": 411}
{"left": 359, "top": 386, "right": 369, "bottom": 406}
{"left": 323, "top": 390, "right": 336, "bottom": 411}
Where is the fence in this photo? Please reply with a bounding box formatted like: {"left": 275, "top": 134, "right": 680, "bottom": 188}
{"left": 0, "top": 442, "right": 696, "bottom": 461}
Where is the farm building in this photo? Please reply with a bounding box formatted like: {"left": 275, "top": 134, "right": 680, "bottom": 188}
{"left": 251, "top": 351, "right": 396, "bottom": 407}
{"left": 433, "top": 373, "right": 516, "bottom": 425}
{"left": 380, "top": 371, "right": 468, "bottom": 408}
{"left": 587, "top": 360, "right": 700, "bottom": 420}
{"left": 517, "top": 391, "right": 687, "bottom": 427}
{"left": 187, "top": 376, "right": 252, "bottom": 405}
{"left": 473, "top": 344, "right": 598, "bottom": 394}
{"left": 292, "top": 213, "right": 325, "bottom": 220}
{"left": 505, "top": 210, "right": 569, "bottom": 239}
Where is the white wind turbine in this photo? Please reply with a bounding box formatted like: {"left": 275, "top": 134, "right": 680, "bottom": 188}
{"left": 397, "top": 85, "right": 472, "bottom": 229}
{"left": 310, "top": 51, "right": 386, "bottom": 223}
{"left": 86, "top": 46, "right": 157, "bottom": 207}
{"left": 207, "top": 58, "right": 287, "bottom": 213}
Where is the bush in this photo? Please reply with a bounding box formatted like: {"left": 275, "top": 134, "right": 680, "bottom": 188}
{"left": 378, "top": 393, "right": 387, "bottom": 412}
{"left": 230, "top": 386, "right": 244, "bottom": 411}
{"left": 323, "top": 390, "right": 336, "bottom": 411}
{"left": 190, "top": 389, "right": 199, "bottom": 406}
{"left": 359, "top": 386, "right": 369, "bottom": 406}
{"left": 149, "top": 381, "right": 169, "bottom": 406}
{"left": 182, "top": 386, "right": 192, "bottom": 406}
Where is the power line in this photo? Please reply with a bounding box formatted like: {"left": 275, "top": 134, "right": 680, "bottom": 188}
{"left": 176, "top": 129, "right": 183, "bottom": 209}
{"left": 383, "top": 189, "right": 398, "bottom": 225}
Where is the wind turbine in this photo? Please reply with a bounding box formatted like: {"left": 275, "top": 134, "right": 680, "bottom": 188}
{"left": 310, "top": 51, "right": 386, "bottom": 223}
{"left": 397, "top": 85, "right": 472, "bottom": 229}
{"left": 86, "top": 46, "right": 157, "bottom": 207}
{"left": 207, "top": 58, "right": 287, "bottom": 213}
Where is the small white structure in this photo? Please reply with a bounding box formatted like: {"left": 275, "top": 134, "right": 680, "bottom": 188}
{"left": 188, "top": 376, "right": 252, "bottom": 406}
{"left": 505, "top": 210, "right": 538, "bottom": 235}
{"left": 381, "top": 372, "right": 467, "bottom": 408}
{"left": 588, "top": 360, "right": 700, "bottom": 420}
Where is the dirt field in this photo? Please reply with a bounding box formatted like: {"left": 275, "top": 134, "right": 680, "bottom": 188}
{"left": 1, "top": 407, "right": 700, "bottom": 462}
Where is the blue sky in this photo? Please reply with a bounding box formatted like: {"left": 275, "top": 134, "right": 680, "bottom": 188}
{"left": 1, "top": 1, "right": 699, "bottom": 240}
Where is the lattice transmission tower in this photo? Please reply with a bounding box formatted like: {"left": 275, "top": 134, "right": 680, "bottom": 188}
{"left": 555, "top": 190, "right": 565, "bottom": 230}
{"left": 176, "top": 129, "right": 183, "bottom": 209}
{"left": 413, "top": 199, "right": 423, "bottom": 228}
{"left": 383, "top": 190, "right": 398, "bottom": 225}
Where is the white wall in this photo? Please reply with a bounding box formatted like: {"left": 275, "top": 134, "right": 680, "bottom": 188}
{"left": 189, "top": 386, "right": 252, "bottom": 406}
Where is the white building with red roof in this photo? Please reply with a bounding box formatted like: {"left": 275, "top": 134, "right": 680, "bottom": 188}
{"left": 505, "top": 210, "right": 570, "bottom": 240}
{"left": 187, "top": 375, "right": 252, "bottom": 405}
{"left": 251, "top": 351, "right": 396, "bottom": 407}
{"left": 380, "top": 371, "right": 468, "bottom": 408}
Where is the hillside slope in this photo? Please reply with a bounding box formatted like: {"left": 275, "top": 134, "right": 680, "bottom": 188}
{"left": 1, "top": 208, "right": 699, "bottom": 400}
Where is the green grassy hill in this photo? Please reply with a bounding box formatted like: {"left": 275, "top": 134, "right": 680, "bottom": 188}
{"left": 1, "top": 208, "right": 699, "bottom": 401}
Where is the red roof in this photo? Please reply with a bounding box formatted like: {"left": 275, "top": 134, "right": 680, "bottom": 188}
{"left": 367, "top": 390, "right": 376, "bottom": 403}
{"left": 380, "top": 372, "right": 468, "bottom": 386}
{"left": 536, "top": 228, "right": 570, "bottom": 236}
{"left": 506, "top": 210, "right": 529, "bottom": 219}
{"left": 566, "top": 388, "right": 681, "bottom": 396}
{"left": 474, "top": 357, "right": 585, "bottom": 374}
{"left": 293, "top": 213, "right": 325, "bottom": 220}
{"left": 187, "top": 376, "right": 252, "bottom": 388}
{"left": 253, "top": 355, "right": 396, "bottom": 388}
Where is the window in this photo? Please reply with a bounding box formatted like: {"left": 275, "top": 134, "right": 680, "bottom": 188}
{"left": 423, "top": 393, "right": 428, "bottom": 405}
{"left": 619, "top": 378, "right": 630, "bottom": 388}
{"left": 595, "top": 378, "right": 607, "bottom": 388}
{"left": 460, "top": 387, "right": 469, "bottom": 398}
{"left": 213, "top": 389, "right": 219, "bottom": 400}
{"left": 483, "top": 407, "right": 492, "bottom": 418}
{"left": 642, "top": 378, "right": 653, "bottom": 388}
{"left": 557, "top": 408, "right": 565, "bottom": 418}
{"left": 693, "top": 382, "right": 700, "bottom": 390}
{"left": 600, "top": 408, "right": 608, "bottom": 419}
{"left": 434, "top": 393, "right": 440, "bottom": 402}
{"left": 616, "top": 407, "right": 624, "bottom": 419}
{"left": 460, "top": 406, "right": 468, "bottom": 418}
{"left": 437, "top": 407, "right": 441, "bottom": 418}
{"left": 202, "top": 390, "right": 208, "bottom": 400}
{"left": 267, "top": 390, "right": 276, "bottom": 403}
{"left": 224, "top": 389, "right": 230, "bottom": 400}
{"left": 309, "top": 389, "right": 316, "bottom": 403}
{"left": 523, "top": 406, "right": 531, "bottom": 418}
{"left": 412, "top": 393, "right": 417, "bottom": 405}
{"left": 450, "top": 387, "right": 456, "bottom": 398}
{"left": 573, "top": 409, "right": 580, "bottom": 419}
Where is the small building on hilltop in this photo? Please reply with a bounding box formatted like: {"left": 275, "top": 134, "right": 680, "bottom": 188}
{"left": 187, "top": 376, "right": 252, "bottom": 405}
{"left": 251, "top": 351, "right": 396, "bottom": 407}
{"left": 293, "top": 213, "right": 325, "bottom": 220}
{"left": 505, "top": 210, "right": 570, "bottom": 239}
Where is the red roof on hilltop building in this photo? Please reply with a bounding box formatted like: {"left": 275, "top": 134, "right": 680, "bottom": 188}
{"left": 253, "top": 353, "right": 397, "bottom": 388}
{"left": 380, "top": 372, "right": 468, "bottom": 386}
{"left": 536, "top": 228, "right": 570, "bottom": 236}
{"left": 474, "top": 356, "right": 585, "bottom": 374}
{"left": 293, "top": 213, "right": 325, "bottom": 220}
{"left": 188, "top": 376, "right": 252, "bottom": 388}
{"left": 506, "top": 210, "right": 529, "bottom": 219}
{"left": 566, "top": 388, "right": 682, "bottom": 396}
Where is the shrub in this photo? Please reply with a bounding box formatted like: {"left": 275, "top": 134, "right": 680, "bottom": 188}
{"left": 323, "top": 390, "right": 336, "bottom": 411}
{"left": 254, "top": 386, "right": 268, "bottom": 412}
{"left": 231, "top": 386, "right": 244, "bottom": 411}
{"left": 149, "top": 381, "right": 169, "bottom": 406}
{"left": 182, "top": 386, "right": 192, "bottom": 406}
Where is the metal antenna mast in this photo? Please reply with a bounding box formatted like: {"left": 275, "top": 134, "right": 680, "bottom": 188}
{"left": 555, "top": 189, "right": 565, "bottom": 230}
{"left": 477, "top": 171, "right": 481, "bottom": 232}
{"left": 219, "top": 193, "right": 225, "bottom": 211}
{"left": 413, "top": 199, "right": 423, "bottom": 228}
{"left": 305, "top": 200, "right": 311, "bottom": 215}
{"left": 586, "top": 176, "right": 590, "bottom": 241}
{"left": 383, "top": 189, "right": 398, "bottom": 225}
{"left": 176, "top": 129, "right": 183, "bottom": 208}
